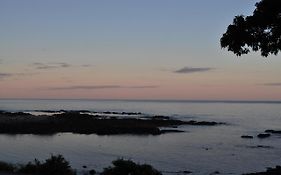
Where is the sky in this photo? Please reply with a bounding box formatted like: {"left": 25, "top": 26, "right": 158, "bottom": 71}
{"left": 0, "top": 0, "right": 281, "bottom": 100}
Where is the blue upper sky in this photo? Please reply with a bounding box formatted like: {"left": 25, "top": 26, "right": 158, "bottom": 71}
{"left": 0, "top": 0, "right": 257, "bottom": 63}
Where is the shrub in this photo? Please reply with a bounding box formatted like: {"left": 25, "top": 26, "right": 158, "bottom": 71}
{"left": 40, "top": 155, "right": 75, "bottom": 175}
{"left": 0, "top": 161, "right": 15, "bottom": 172}
{"left": 89, "top": 169, "right": 96, "bottom": 175}
{"left": 18, "top": 155, "right": 76, "bottom": 175}
{"left": 101, "top": 159, "right": 162, "bottom": 175}
{"left": 18, "top": 159, "right": 41, "bottom": 174}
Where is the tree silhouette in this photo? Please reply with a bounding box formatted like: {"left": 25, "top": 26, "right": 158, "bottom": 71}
{"left": 220, "top": 0, "right": 281, "bottom": 57}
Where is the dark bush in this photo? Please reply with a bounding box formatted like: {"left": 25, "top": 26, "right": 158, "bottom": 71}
{"left": 0, "top": 161, "right": 15, "bottom": 172}
{"left": 18, "top": 159, "right": 41, "bottom": 174}
{"left": 18, "top": 155, "right": 76, "bottom": 175}
{"left": 89, "top": 169, "right": 96, "bottom": 175}
{"left": 40, "top": 155, "right": 75, "bottom": 175}
{"left": 101, "top": 159, "right": 162, "bottom": 175}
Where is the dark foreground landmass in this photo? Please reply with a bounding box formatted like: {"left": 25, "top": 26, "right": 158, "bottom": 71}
{"left": 0, "top": 111, "right": 223, "bottom": 135}
{"left": 0, "top": 155, "right": 280, "bottom": 175}
{"left": 0, "top": 155, "right": 161, "bottom": 175}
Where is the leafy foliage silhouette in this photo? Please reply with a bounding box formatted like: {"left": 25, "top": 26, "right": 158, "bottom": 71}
{"left": 18, "top": 154, "right": 76, "bottom": 175}
{"left": 221, "top": 0, "right": 281, "bottom": 57}
{"left": 0, "top": 161, "right": 15, "bottom": 172}
{"left": 101, "top": 159, "right": 162, "bottom": 175}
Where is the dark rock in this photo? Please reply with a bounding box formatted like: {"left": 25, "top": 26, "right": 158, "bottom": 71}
{"left": 257, "top": 133, "right": 271, "bottom": 138}
{"left": 100, "top": 111, "right": 142, "bottom": 115}
{"left": 246, "top": 145, "right": 273, "bottom": 149}
{"left": 0, "top": 111, "right": 32, "bottom": 117}
{"left": 185, "top": 120, "right": 223, "bottom": 126}
{"left": 182, "top": 170, "right": 192, "bottom": 174}
{"left": 256, "top": 145, "right": 273, "bottom": 149}
{"left": 210, "top": 171, "right": 220, "bottom": 175}
{"left": 152, "top": 115, "right": 170, "bottom": 120}
{"left": 243, "top": 165, "right": 281, "bottom": 175}
{"left": 265, "top": 129, "right": 281, "bottom": 134}
{"left": 77, "top": 110, "right": 91, "bottom": 113}
{"left": 89, "top": 169, "right": 96, "bottom": 175}
{"left": 160, "top": 129, "right": 184, "bottom": 134}
{"left": 0, "top": 111, "right": 223, "bottom": 135}
{"left": 164, "top": 170, "right": 192, "bottom": 174}
{"left": 265, "top": 130, "right": 275, "bottom": 133}
{"left": 122, "top": 112, "right": 141, "bottom": 115}
{"left": 36, "top": 110, "right": 66, "bottom": 113}
{"left": 82, "top": 165, "right": 87, "bottom": 168}
{"left": 241, "top": 135, "right": 254, "bottom": 139}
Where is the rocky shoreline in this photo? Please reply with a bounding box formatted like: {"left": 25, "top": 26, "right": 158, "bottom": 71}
{"left": 0, "top": 111, "right": 223, "bottom": 135}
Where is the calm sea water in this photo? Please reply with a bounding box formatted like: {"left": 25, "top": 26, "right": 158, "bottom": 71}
{"left": 0, "top": 99, "right": 281, "bottom": 175}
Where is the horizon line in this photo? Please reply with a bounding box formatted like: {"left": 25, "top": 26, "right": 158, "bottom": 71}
{"left": 1, "top": 98, "right": 281, "bottom": 104}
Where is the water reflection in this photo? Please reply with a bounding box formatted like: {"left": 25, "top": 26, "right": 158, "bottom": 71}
{"left": 0, "top": 127, "right": 280, "bottom": 175}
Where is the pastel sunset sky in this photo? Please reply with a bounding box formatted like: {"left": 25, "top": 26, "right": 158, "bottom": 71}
{"left": 0, "top": 0, "right": 280, "bottom": 100}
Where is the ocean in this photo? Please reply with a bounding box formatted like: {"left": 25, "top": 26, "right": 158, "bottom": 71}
{"left": 0, "top": 99, "right": 281, "bottom": 175}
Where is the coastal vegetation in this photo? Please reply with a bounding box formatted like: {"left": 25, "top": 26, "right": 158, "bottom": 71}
{"left": 0, "top": 155, "right": 75, "bottom": 175}
{"left": 221, "top": 0, "right": 281, "bottom": 57}
{"left": 101, "top": 159, "right": 162, "bottom": 175}
{"left": 0, "top": 155, "right": 161, "bottom": 175}
{"left": 0, "top": 155, "right": 280, "bottom": 175}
